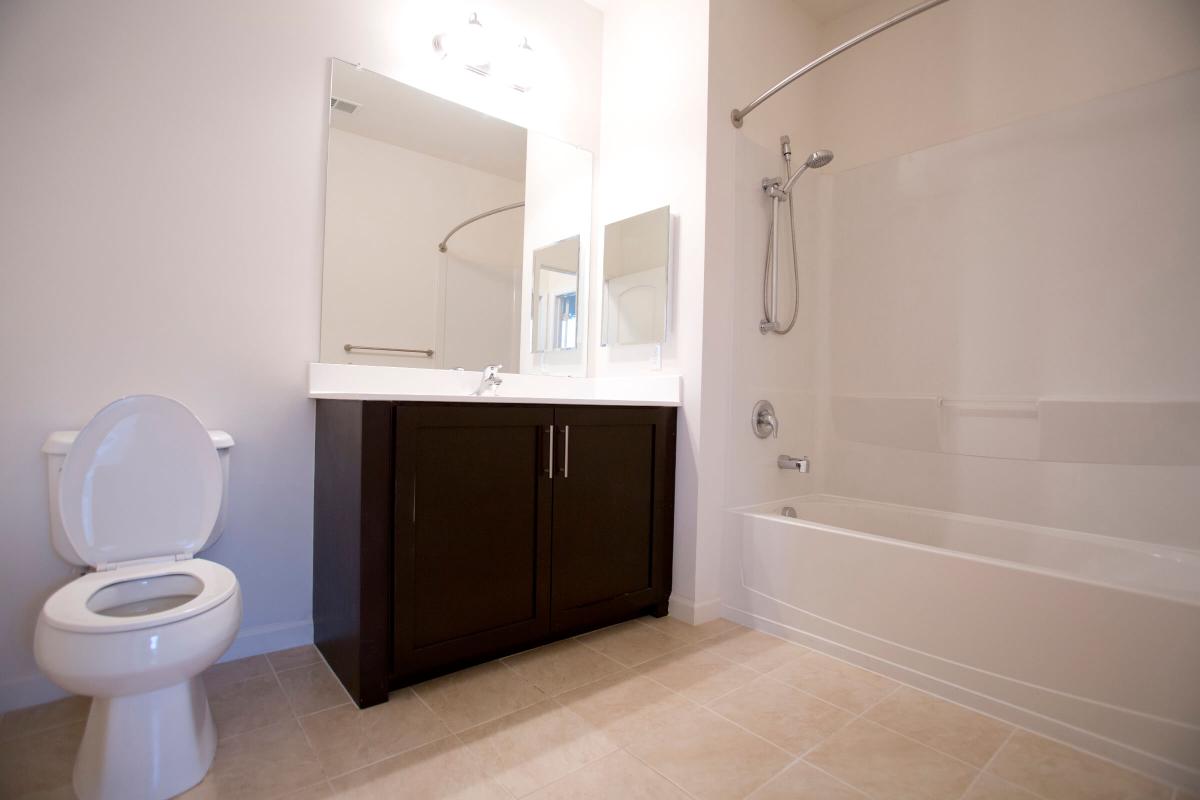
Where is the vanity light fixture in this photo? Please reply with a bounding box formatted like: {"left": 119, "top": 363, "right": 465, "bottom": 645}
{"left": 433, "top": 12, "right": 493, "bottom": 75}
{"left": 433, "top": 13, "right": 536, "bottom": 92}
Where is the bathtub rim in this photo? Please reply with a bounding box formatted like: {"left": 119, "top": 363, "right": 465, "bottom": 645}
{"left": 729, "top": 492, "right": 1200, "bottom": 607}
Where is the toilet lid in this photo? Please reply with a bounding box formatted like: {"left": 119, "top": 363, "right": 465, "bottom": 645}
{"left": 59, "top": 395, "right": 222, "bottom": 567}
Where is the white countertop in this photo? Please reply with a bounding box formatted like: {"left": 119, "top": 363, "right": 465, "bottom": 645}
{"left": 308, "top": 363, "right": 682, "bottom": 407}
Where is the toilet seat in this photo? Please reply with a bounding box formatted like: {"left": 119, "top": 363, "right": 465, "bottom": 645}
{"left": 57, "top": 395, "right": 223, "bottom": 568}
{"left": 40, "top": 558, "right": 238, "bottom": 634}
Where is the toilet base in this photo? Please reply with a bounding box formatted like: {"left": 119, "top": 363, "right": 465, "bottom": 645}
{"left": 73, "top": 677, "right": 216, "bottom": 800}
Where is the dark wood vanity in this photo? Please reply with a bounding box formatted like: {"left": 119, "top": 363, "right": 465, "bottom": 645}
{"left": 312, "top": 400, "right": 677, "bottom": 708}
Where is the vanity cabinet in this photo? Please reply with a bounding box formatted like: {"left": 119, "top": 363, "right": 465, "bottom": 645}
{"left": 313, "top": 400, "right": 676, "bottom": 708}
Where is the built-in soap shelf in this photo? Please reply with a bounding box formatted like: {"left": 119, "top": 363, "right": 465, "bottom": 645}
{"left": 831, "top": 395, "right": 1200, "bottom": 466}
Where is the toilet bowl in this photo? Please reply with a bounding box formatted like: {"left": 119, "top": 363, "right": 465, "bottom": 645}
{"left": 33, "top": 395, "right": 242, "bottom": 800}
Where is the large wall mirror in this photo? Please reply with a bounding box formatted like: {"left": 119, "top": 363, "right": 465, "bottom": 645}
{"left": 601, "top": 206, "right": 671, "bottom": 347}
{"left": 319, "top": 59, "right": 592, "bottom": 374}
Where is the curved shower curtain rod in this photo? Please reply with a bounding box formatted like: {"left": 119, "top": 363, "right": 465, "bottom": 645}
{"left": 437, "top": 201, "right": 525, "bottom": 252}
{"left": 730, "top": 0, "right": 951, "bottom": 128}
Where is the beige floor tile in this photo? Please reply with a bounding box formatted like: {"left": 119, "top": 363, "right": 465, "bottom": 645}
{"left": 961, "top": 772, "right": 1042, "bottom": 799}
{"left": 268, "top": 645, "right": 324, "bottom": 673}
{"left": 502, "top": 639, "right": 624, "bottom": 695}
{"left": 556, "top": 670, "right": 695, "bottom": 747}
{"left": 276, "top": 662, "right": 351, "bottom": 716}
{"left": 413, "top": 661, "right": 546, "bottom": 733}
{"left": 0, "top": 695, "right": 90, "bottom": 742}
{"left": 703, "top": 628, "right": 809, "bottom": 674}
{"left": 805, "top": 718, "right": 977, "bottom": 800}
{"left": 576, "top": 620, "right": 686, "bottom": 666}
{"left": 203, "top": 655, "right": 274, "bottom": 693}
{"left": 767, "top": 651, "right": 896, "bottom": 713}
{"left": 623, "top": 701, "right": 792, "bottom": 800}
{"left": 457, "top": 699, "right": 618, "bottom": 797}
{"left": 708, "top": 675, "right": 852, "bottom": 755}
{"left": 329, "top": 735, "right": 510, "bottom": 799}
{"left": 180, "top": 775, "right": 333, "bottom": 800}
{"left": 1175, "top": 790, "right": 1200, "bottom": 800}
{"left": 864, "top": 686, "right": 1012, "bottom": 767}
{"left": 178, "top": 719, "right": 325, "bottom": 800}
{"left": 280, "top": 782, "right": 335, "bottom": 800}
{"left": 635, "top": 644, "right": 757, "bottom": 704}
{"left": 636, "top": 615, "right": 741, "bottom": 644}
{"left": 0, "top": 720, "right": 83, "bottom": 798}
{"left": 527, "top": 749, "right": 690, "bottom": 799}
{"left": 208, "top": 672, "right": 293, "bottom": 740}
{"left": 298, "top": 689, "right": 449, "bottom": 778}
{"left": 988, "top": 730, "right": 1172, "bottom": 800}
{"left": 747, "top": 761, "right": 867, "bottom": 799}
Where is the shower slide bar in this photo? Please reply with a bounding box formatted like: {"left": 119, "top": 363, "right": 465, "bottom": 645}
{"left": 344, "top": 344, "right": 435, "bottom": 357}
{"left": 730, "top": 0, "right": 952, "bottom": 128}
{"left": 437, "top": 201, "right": 525, "bottom": 253}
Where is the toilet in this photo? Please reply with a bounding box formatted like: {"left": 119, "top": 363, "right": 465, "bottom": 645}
{"left": 34, "top": 395, "right": 242, "bottom": 800}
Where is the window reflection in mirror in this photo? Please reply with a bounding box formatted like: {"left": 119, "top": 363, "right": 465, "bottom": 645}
{"left": 531, "top": 236, "right": 580, "bottom": 353}
{"left": 601, "top": 206, "right": 670, "bottom": 347}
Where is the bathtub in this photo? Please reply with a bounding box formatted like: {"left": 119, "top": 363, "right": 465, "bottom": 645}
{"left": 721, "top": 494, "right": 1200, "bottom": 788}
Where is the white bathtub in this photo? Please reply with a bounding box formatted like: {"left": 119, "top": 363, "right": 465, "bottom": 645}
{"left": 721, "top": 494, "right": 1200, "bottom": 788}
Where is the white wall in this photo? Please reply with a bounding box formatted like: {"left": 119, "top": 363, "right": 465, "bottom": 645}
{"left": 321, "top": 128, "right": 524, "bottom": 369}
{"left": 592, "top": 0, "right": 712, "bottom": 617}
{"left": 696, "top": 0, "right": 828, "bottom": 618}
{"left": 520, "top": 132, "right": 593, "bottom": 375}
{"left": 815, "top": 0, "right": 1200, "bottom": 173}
{"left": 0, "top": 0, "right": 602, "bottom": 712}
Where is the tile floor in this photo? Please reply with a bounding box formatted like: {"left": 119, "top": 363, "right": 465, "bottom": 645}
{"left": 0, "top": 617, "right": 1192, "bottom": 800}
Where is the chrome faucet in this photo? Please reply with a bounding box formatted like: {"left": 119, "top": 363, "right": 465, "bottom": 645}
{"left": 474, "top": 364, "right": 504, "bottom": 396}
{"left": 778, "top": 455, "right": 810, "bottom": 473}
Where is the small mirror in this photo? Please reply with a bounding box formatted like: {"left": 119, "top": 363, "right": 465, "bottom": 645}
{"left": 601, "top": 206, "right": 670, "bottom": 346}
{"left": 531, "top": 236, "right": 580, "bottom": 353}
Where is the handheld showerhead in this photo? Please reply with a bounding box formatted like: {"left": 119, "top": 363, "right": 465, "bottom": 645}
{"left": 779, "top": 148, "right": 834, "bottom": 194}
{"left": 805, "top": 149, "right": 834, "bottom": 169}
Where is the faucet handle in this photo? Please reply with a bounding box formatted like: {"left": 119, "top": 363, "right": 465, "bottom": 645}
{"left": 751, "top": 400, "right": 779, "bottom": 439}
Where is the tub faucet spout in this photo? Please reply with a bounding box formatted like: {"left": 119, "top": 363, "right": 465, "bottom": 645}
{"left": 778, "top": 455, "right": 809, "bottom": 473}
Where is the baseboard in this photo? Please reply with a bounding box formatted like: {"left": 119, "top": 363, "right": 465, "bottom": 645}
{"left": 667, "top": 594, "right": 722, "bottom": 625}
{"left": 0, "top": 618, "right": 314, "bottom": 714}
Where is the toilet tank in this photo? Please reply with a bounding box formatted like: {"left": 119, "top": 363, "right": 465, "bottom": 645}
{"left": 41, "top": 430, "right": 235, "bottom": 567}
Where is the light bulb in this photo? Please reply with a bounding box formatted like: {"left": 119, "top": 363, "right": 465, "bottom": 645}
{"left": 493, "top": 37, "right": 537, "bottom": 92}
{"left": 434, "top": 13, "right": 493, "bottom": 72}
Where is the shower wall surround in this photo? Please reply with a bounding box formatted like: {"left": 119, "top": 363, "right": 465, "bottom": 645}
{"left": 819, "top": 70, "right": 1200, "bottom": 549}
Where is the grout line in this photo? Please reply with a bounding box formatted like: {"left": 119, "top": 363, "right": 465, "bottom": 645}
{"left": 954, "top": 728, "right": 1017, "bottom": 800}
{"left": 793, "top": 758, "right": 872, "bottom": 798}
{"left": 621, "top": 744, "right": 704, "bottom": 799}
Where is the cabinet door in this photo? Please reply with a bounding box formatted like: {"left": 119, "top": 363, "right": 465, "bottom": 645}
{"left": 393, "top": 404, "right": 554, "bottom": 679}
{"left": 550, "top": 406, "right": 675, "bottom": 632}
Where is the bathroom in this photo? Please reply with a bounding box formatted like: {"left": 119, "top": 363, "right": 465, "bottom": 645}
{"left": 1, "top": 0, "right": 1198, "bottom": 798}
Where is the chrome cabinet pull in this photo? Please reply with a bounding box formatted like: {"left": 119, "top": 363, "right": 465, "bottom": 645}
{"left": 562, "top": 425, "right": 570, "bottom": 478}
{"left": 546, "top": 425, "right": 554, "bottom": 478}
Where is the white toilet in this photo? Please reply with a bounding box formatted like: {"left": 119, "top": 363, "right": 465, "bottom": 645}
{"left": 34, "top": 395, "right": 242, "bottom": 800}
